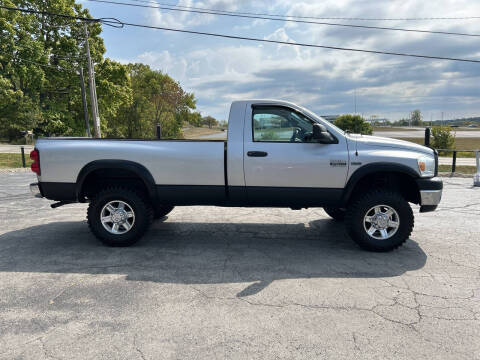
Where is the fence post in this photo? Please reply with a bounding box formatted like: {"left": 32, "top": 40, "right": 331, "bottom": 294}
{"left": 21, "top": 146, "right": 26, "bottom": 168}
{"left": 156, "top": 124, "right": 161, "bottom": 139}
{"left": 474, "top": 150, "right": 480, "bottom": 187}
{"left": 451, "top": 151, "right": 457, "bottom": 173}
{"left": 424, "top": 127, "right": 430, "bottom": 147}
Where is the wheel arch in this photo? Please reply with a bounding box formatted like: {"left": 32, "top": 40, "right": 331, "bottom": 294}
{"left": 76, "top": 160, "right": 156, "bottom": 201}
{"left": 342, "top": 162, "right": 420, "bottom": 205}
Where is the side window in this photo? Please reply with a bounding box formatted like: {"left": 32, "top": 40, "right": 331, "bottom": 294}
{"left": 253, "top": 106, "right": 315, "bottom": 142}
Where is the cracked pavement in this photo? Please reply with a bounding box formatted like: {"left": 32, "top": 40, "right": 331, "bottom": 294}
{"left": 0, "top": 172, "right": 479, "bottom": 359}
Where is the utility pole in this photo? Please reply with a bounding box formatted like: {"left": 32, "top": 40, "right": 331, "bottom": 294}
{"left": 79, "top": 67, "right": 91, "bottom": 137}
{"left": 84, "top": 23, "right": 101, "bottom": 138}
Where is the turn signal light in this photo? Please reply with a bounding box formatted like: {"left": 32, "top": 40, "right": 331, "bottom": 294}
{"left": 30, "top": 149, "right": 41, "bottom": 175}
{"left": 418, "top": 161, "right": 426, "bottom": 172}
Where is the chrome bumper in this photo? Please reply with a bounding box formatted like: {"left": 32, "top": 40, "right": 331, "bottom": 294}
{"left": 30, "top": 182, "right": 43, "bottom": 198}
{"left": 420, "top": 189, "right": 442, "bottom": 206}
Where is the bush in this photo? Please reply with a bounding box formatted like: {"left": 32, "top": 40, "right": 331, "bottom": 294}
{"left": 431, "top": 126, "right": 456, "bottom": 150}
{"left": 334, "top": 114, "right": 373, "bottom": 135}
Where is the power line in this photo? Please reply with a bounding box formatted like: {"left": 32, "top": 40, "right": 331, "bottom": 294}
{"left": 102, "top": 20, "right": 480, "bottom": 63}
{"left": 87, "top": 0, "right": 480, "bottom": 38}
{"left": 8, "top": 56, "right": 72, "bottom": 71}
{"left": 0, "top": 5, "right": 99, "bottom": 23}
{"left": 3, "top": 6, "right": 480, "bottom": 63}
{"left": 120, "top": 0, "right": 480, "bottom": 22}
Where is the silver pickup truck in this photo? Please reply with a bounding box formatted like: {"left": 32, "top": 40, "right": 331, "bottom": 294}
{"left": 30, "top": 100, "right": 442, "bottom": 251}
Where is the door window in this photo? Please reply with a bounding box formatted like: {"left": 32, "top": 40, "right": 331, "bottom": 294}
{"left": 252, "top": 106, "right": 316, "bottom": 142}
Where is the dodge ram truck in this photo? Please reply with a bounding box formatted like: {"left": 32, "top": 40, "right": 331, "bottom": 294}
{"left": 29, "top": 100, "right": 442, "bottom": 251}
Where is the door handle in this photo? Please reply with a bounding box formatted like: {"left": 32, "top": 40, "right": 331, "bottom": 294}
{"left": 247, "top": 151, "right": 268, "bottom": 157}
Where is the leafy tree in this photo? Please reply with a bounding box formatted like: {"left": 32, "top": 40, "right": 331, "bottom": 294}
{"left": 116, "top": 64, "right": 196, "bottom": 138}
{"left": 202, "top": 116, "right": 218, "bottom": 129}
{"left": 411, "top": 110, "right": 423, "bottom": 126}
{"left": 0, "top": 1, "right": 202, "bottom": 140}
{"left": 186, "top": 111, "right": 202, "bottom": 127}
{"left": 0, "top": 0, "right": 106, "bottom": 138}
{"left": 431, "top": 126, "right": 456, "bottom": 150}
{"left": 334, "top": 114, "right": 373, "bottom": 135}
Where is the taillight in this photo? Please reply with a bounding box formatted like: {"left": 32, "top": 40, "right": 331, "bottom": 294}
{"left": 30, "top": 149, "right": 41, "bottom": 175}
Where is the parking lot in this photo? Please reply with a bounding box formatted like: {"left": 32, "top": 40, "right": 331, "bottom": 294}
{"left": 1, "top": 171, "right": 479, "bottom": 359}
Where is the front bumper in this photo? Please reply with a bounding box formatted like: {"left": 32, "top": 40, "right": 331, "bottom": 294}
{"left": 30, "top": 182, "right": 43, "bottom": 198}
{"left": 416, "top": 177, "right": 443, "bottom": 212}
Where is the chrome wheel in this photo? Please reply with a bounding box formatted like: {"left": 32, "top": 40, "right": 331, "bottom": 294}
{"left": 100, "top": 200, "right": 135, "bottom": 235}
{"left": 363, "top": 205, "right": 400, "bottom": 240}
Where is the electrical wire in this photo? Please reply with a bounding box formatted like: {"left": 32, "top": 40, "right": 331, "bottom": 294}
{"left": 2, "top": 6, "right": 480, "bottom": 63}
{"left": 87, "top": 0, "right": 480, "bottom": 38}
{"left": 123, "top": 0, "right": 480, "bottom": 22}
{"left": 0, "top": 5, "right": 99, "bottom": 23}
{"left": 9, "top": 56, "right": 73, "bottom": 71}
{"left": 101, "top": 19, "right": 480, "bottom": 63}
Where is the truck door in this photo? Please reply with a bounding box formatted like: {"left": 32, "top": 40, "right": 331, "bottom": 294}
{"left": 243, "top": 104, "right": 349, "bottom": 207}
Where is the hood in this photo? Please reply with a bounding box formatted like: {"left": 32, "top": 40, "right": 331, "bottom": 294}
{"left": 348, "top": 134, "right": 434, "bottom": 156}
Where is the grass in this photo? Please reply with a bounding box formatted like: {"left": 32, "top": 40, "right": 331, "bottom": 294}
{"left": 0, "top": 153, "right": 32, "bottom": 168}
{"left": 438, "top": 165, "right": 477, "bottom": 174}
{"left": 398, "top": 137, "right": 480, "bottom": 157}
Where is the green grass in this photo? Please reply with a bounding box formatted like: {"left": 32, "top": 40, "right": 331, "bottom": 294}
{"left": 438, "top": 165, "right": 477, "bottom": 174}
{"left": 0, "top": 153, "right": 32, "bottom": 168}
{"left": 398, "top": 137, "right": 480, "bottom": 157}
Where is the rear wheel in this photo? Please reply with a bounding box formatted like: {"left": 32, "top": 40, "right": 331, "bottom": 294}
{"left": 323, "top": 206, "right": 346, "bottom": 221}
{"left": 153, "top": 204, "right": 175, "bottom": 220}
{"left": 87, "top": 187, "right": 153, "bottom": 247}
{"left": 345, "top": 190, "right": 414, "bottom": 252}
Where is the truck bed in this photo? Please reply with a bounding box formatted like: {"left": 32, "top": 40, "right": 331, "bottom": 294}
{"left": 36, "top": 138, "right": 228, "bottom": 202}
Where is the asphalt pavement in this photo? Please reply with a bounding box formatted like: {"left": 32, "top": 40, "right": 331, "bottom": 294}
{"left": 1, "top": 172, "right": 479, "bottom": 359}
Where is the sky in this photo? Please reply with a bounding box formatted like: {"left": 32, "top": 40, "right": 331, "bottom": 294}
{"left": 79, "top": 0, "right": 480, "bottom": 122}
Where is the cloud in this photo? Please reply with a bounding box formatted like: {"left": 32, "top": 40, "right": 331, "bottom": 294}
{"left": 118, "top": 0, "right": 480, "bottom": 120}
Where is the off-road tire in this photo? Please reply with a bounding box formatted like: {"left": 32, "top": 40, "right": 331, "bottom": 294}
{"left": 153, "top": 205, "right": 175, "bottom": 220}
{"left": 345, "top": 190, "right": 414, "bottom": 252}
{"left": 323, "top": 206, "right": 346, "bottom": 221}
{"left": 87, "top": 187, "right": 153, "bottom": 247}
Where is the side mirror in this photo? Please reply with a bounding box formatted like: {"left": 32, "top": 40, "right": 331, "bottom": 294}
{"left": 312, "top": 123, "right": 337, "bottom": 144}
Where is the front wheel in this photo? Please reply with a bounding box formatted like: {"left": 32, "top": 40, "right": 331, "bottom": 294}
{"left": 87, "top": 187, "right": 153, "bottom": 247}
{"left": 345, "top": 190, "right": 414, "bottom": 252}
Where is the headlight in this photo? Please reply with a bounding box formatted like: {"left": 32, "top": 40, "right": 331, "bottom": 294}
{"left": 417, "top": 156, "right": 435, "bottom": 177}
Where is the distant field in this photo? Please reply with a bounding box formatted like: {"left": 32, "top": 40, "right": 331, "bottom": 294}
{"left": 0, "top": 153, "right": 32, "bottom": 168}
{"left": 438, "top": 165, "right": 477, "bottom": 174}
{"left": 399, "top": 137, "right": 480, "bottom": 158}
{"left": 183, "top": 127, "right": 225, "bottom": 139}
{"left": 372, "top": 126, "right": 417, "bottom": 132}
{"left": 373, "top": 126, "right": 479, "bottom": 132}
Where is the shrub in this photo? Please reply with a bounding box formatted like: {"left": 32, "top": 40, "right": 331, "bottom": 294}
{"left": 334, "top": 114, "right": 373, "bottom": 135}
{"left": 431, "top": 126, "right": 456, "bottom": 150}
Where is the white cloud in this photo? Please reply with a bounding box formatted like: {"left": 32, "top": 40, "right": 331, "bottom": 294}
{"left": 120, "top": 0, "right": 480, "bottom": 120}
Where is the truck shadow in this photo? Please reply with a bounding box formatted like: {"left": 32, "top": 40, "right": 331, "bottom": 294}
{"left": 0, "top": 219, "right": 426, "bottom": 297}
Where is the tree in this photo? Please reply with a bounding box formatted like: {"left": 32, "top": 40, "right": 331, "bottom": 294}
{"left": 202, "top": 116, "right": 218, "bottom": 129}
{"left": 0, "top": 0, "right": 107, "bottom": 138}
{"left": 116, "top": 64, "right": 197, "bottom": 139}
{"left": 186, "top": 111, "right": 202, "bottom": 127}
{"left": 0, "top": 1, "right": 202, "bottom": 140}
{"left": 334, "top": 114, "right": 373, "bottom": 135}
{"left": 411, "top": 110, "right": 423, "bottom": 126}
